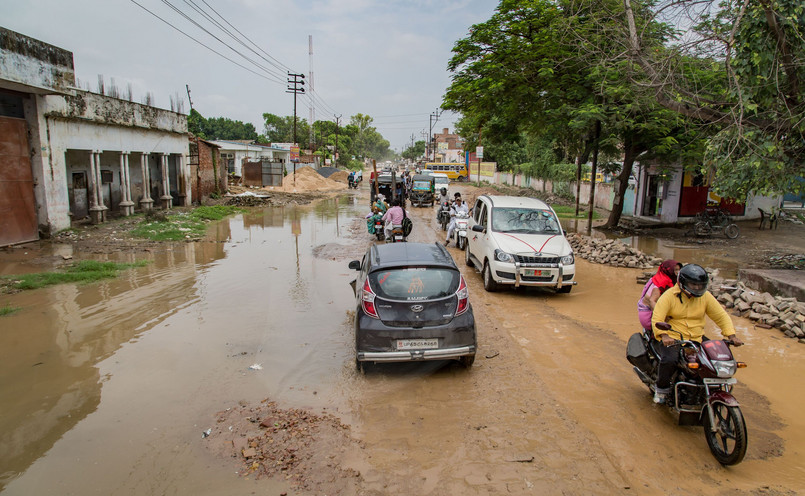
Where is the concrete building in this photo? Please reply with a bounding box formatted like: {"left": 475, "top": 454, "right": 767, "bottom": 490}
{"left": 431, "top": 128, "right": 465, "bottom": 163}
{"left": 188, "top": 138, "right": 226, "bottom": 203}
{"left": 0, "top": 27, "right": 189, "bottom": 247}
{"left": 210, "top": 140, "right": 290, "bottom": 177}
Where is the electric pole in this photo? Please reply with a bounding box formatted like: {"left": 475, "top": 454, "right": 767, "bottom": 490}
{"left": 287, "top": 72, "right": 305, "bottom": 184}
{"left": 333, "top": 114, "right": 342, "bottom": 167}
{"left": 427, "top": 108, "right": 442, "bottom": 162}
{"left": 185, "top": 84, "right": 193, "bottom": 111}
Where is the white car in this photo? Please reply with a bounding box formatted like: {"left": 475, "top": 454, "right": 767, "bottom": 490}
{"left": 432, "top": 173, "right": 450, "bottom": 189}
{"left": 464, "top": 195, "right": 576, "bottom": 293}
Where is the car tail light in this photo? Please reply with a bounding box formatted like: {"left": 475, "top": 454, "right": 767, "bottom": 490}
{"left": 455, "top": 275, "right": 469, "bottom": 316}
{"left": 361, "top": 279, "right": 379, "bottom": 319}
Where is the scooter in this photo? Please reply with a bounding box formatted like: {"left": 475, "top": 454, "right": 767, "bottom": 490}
{"left": 451, "top": 212, "right": 470, "bottom": 250}
{"left": 627, "top": 322, "right": 748, "bottom": 465}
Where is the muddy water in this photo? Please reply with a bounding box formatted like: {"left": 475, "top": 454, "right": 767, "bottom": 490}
{"left": 1, "top": 186, "right": 803, "bottom": 495}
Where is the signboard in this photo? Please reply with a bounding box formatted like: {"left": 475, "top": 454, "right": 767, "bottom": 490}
{"left": 290, "top": 145, "right": 300, "bottom": 163}
{"left": 475, "top": 146, "right": 484, "bottom": 159}
{"left": 437, "top": 142, "right": 448, "bottom": 152}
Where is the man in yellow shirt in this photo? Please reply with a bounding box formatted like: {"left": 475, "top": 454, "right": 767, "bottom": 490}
{"left": 651, "top": 264, "right": 744, "bottom": 404}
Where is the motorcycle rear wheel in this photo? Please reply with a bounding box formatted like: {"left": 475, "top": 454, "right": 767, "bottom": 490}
{"left": 704, "top": 403, "right": 747, "bottom": 465}
{"left": 693, "top": 221, "right": 710, "bottom": 237}
{"left": 725, "top": 224, "right": 740, "bottom": 239}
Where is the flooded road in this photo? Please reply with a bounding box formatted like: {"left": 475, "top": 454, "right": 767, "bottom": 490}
{"left": 1, "top": 186, "right": 803, "bottom": 495}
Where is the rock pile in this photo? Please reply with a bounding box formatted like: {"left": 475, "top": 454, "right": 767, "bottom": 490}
{"left": 568, "top": 233, "right": 663, "bottom": 269}
{"left": 709, "top": 279, "right": 805, "bottom": 344}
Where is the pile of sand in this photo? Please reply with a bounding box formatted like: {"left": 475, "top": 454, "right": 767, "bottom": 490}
{"left": 329, "top": 170, "right": 350, "bottom": 183}
{"left": 266, "top": 166, "right": 347, "bottom": 193}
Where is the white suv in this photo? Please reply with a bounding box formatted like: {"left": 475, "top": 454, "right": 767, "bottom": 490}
{"left": 464, "top": 195, "right": 577, "bottom": 293}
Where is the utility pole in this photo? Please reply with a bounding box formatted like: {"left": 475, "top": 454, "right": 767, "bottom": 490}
{"left": 308, "top": 36, "right": 315, "bottom": 157}
{"left": 185, "top": 84, "right": 193, "bottom": 111}
{"left": 287, "top": 72, "right": 305, "bottom": 184}
{"left": 427, "top": 108, "right": 442, "bottom": 162}
{"left": 334, "top": 114, "right": 342, "bottom": 167}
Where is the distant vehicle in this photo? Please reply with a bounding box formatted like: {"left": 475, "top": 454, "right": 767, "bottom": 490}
{"left": 432, "top": 173, "right": 450, "bottom": 189}
{"left": 347, "top": 242, "right": 477, "bottom": 371}
{"left": 424, "top": 162, "right": 469, "bottom": 182}
{"left": 464, "top": 195, "right": 577, "bottom": 293}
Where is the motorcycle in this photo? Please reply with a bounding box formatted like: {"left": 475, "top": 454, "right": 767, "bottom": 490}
{"left": 373, "top": 218, "right": 385, "bottom": 241}
{"left": 627, "top": 322, "right": 748, "bottom": 465}
{"left": 451, "top": 212, "right": 470, "bottom": 250}
{"left": 386, "top": 225, "right": 406, "bottom": 243}
{"left": 348, "top": 177, "right": 359, "bottom": 189}
{"left": 438, "top": 201, "right": 451, "bottom": 231}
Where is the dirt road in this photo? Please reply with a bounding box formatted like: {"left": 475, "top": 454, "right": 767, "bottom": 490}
{"left": 0, "top": 186, "right": 802, "bottom": 495}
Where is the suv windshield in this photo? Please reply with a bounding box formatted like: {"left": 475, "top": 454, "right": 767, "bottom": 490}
{"left": 491, "top": 208, "right": 561, "bottom": 234}
{"left": 369, "top": 267, "right": 459, "bottom": 301}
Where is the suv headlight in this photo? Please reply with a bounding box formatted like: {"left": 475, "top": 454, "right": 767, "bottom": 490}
{"left": 561, "top": 253, "right": 575, "bottom": 265}
{"left": 494, "top": 249, "right": 513, "bottom": 263}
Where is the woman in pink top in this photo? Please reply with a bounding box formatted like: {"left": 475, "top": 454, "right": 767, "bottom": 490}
{"left": 637, "top": 259, "right": 681, "bottom": 330}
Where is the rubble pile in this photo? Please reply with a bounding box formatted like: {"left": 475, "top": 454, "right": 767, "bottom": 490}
{"left": 271, "top": 166, "right": 347, "bottom": 193}
{"left": 709, "top": 279, "right": 805, "bottom": 344}
{"left": 568, "top": 233, "right": 662, "bottom": 269}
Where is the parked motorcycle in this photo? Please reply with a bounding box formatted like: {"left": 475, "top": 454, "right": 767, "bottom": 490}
{"left": 438, "top": 201, "right": 451, "bottom": 231}
{"left": 627, "top": 322, "right": 748, "bottom": 465}
{"left": 451, "top": 212, "right": 470, "bottom": 250}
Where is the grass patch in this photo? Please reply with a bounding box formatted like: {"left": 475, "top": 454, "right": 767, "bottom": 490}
{"left": 1, "top": 260, "right": 149, "bottom": 291}
{"left": 130, "top": 205, "right": 243, "bottom": 241}
{"left": 0, "top": 304, "right": 21, "bottom": 316}
{"left": 552, "top": 205, "right": 601, "bottom": 219}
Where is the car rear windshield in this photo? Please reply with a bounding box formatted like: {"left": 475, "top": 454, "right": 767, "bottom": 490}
{"left": 369, "top": 267, "right": 459, "bottom": 301}
{"left": 413, "top": 180, "right": 431, "bottom": 189}
{"left": 491, "top": 208, "right": 561, "bottom": 234}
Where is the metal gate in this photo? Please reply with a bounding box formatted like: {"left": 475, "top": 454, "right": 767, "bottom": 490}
{"left": 0, "top": 116, "right": 38, "bottom": 246}
{"left": 243, "top": 160, "right": 284, "bottom": 187}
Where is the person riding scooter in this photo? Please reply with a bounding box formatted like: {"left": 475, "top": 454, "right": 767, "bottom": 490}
{"left": 444, "top": 196, "right": 469, "bottom": 246}
{"left": 381, "top": 198, "right": 410, "bottom": 240}
{"left": 650, "top": 263, "right": 744, "bottom": 404}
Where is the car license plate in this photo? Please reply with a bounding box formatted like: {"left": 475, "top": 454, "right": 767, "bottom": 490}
{"left": 397, "top": 338, "right": 438, "bottom": 350}
{"left": 524, "top": 269, "right": 544, "bottom": 276}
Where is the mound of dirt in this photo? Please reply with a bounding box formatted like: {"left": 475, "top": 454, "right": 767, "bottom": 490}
{"left": 267, "top": 166, "right": 348, "bottom": 193}
{"left": 328, "top": 170, "right": 350, "bottom": 183}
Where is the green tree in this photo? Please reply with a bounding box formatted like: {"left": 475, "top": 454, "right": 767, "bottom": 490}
{"left": 188, "top": 109, "right": 258, "bottom": 141}
{"left": 402, "top": 140, "right": 426, "bottom": 161}
{"left": 263, "top": 113, "right": 310, "bottom": 148}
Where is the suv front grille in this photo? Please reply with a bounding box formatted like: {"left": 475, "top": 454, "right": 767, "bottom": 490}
{"left": 515, "top": 255, "right": 560, "bottom": 264}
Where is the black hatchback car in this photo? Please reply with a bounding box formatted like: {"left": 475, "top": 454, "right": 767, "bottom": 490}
{"left": 348, "top": 242, "right": 476, "bottom": 369}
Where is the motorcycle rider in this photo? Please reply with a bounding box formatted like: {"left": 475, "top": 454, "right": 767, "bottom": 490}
{"left": 444, "top": 196, "right": 469, "bottom": 246}
{"left": 348, "top": 171, "right": 356, "bottom": 188}
{"left": 638, "top": 260, "right": 682, "bottom": 331}
{"left": 381, "top": 198, "right": 409, "bottom": 239}
{"left": 436, "top": 187, "right": 450, "bottom": 221}
{"left": 651, "top": 264, "right": 744, "bottom": 404}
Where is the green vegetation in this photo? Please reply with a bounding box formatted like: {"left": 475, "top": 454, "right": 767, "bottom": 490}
{"left": 130, "top": 205, "right": 243, "bottom": 241}
{"left": 1, "top": 260, "right": 149, "bottom": 292}
{"left": 0, "top": 304, "right": 21, "bottom": 316}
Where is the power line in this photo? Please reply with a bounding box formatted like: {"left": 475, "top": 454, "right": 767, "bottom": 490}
{"left": 129, "top": 0, "right": 284, "bottom": 85}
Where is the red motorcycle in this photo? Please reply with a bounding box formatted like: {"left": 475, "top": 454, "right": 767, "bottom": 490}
{"left": 627, "top": 322, "right": 748, "bottom": 465}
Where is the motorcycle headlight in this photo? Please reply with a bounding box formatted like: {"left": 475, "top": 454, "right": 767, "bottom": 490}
{"left": 494, "top": 249, "right": 514, "bottom": 263}
{"left": 561, "top": 253, "right": 575, "bottom": 265}
{"left": 713, "top": 360, "right": 737, "bottom": 378}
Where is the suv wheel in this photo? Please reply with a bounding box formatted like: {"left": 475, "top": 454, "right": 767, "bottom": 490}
{"left": 459, "top": 354, "right": 475, "bottom": 368}
{"left": 464, "top": 244, "right": 473, "bottom": 267}
{"left": 483, "top": 262, "right": 498, "bottom": 292}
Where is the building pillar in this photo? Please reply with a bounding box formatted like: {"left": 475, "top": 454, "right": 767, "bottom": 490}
{"left": 176, "top": 154, "right": 188, "bottom": 206}
{"left": 88, "top": 150, "right": 108, "bottom": 224}
{"left": 139, "top": 153, "right": 154, "bottom": 210}
{"left": 119, "top": 151, "right": 135, "bottom": 216}
{"left": 160, "top": 153, "right": 173, "bottom": 210}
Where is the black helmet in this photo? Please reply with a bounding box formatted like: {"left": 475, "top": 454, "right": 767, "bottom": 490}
{"left": 678, "top": 264, "right": 708, "bottom": 297}
{"left": 441, "top": 187, "right": 447, "bottom": 195}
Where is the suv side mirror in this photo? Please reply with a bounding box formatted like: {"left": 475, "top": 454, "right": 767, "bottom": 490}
{"left": 471, "top": 225, "right": 485, "bottom": 233}
{"left": 348, "top": 260, "right": 361, "bottom": 270}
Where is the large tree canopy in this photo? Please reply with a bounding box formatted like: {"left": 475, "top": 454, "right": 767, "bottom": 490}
{"left": 188, "top": 109, "right": 259, "bottom": 141}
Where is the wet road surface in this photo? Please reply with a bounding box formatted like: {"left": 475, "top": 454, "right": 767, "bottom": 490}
{"left": 1, "top": 186, "right": 803, "bottom": 495}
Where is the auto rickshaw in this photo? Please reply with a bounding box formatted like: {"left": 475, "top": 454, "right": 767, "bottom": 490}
{"left": 370, "top": 174, "right": 406, "bottom": 207}
{"left": 410, "top": 174, "right": 435, "bottom": 207}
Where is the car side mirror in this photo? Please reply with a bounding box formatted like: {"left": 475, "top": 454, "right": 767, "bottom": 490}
{"left": 471, "top": 225, "right": 485, "bottom": 233}
{"left": 348, "top": 260, "right": 361, "bottom": 270}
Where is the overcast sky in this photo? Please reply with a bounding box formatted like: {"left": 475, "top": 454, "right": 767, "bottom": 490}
{"left": 3, "top": 0, "right": 496, "bottom": 152}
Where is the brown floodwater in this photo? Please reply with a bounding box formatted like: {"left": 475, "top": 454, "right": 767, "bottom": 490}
{"left": 1, "top": 185, "right": 803, "bottom": 495}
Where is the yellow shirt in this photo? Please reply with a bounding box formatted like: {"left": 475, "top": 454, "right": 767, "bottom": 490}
{"left": 651, "top": 285, "right": 736, "bottom": 342}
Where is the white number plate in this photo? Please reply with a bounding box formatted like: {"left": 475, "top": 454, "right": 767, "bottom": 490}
{"left": 397, "top": 339, "right": 439, "bottom": 350}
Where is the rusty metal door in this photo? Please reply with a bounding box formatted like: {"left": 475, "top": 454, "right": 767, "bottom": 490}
{"left": 0, "top": 117, "right": 38, "bottom": 246}
{"left": 242, "top": 161, "right": 262, "bottom": 187}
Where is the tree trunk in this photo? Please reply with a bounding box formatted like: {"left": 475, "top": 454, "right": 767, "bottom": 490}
{"left": 604, "top": 136, "right": 637, "bottom": 228}
{"left": 586, "top": 120, "right": 601, "bottom": 235}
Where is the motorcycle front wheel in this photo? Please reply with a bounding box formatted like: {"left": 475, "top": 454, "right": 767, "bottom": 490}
{"left": 704, "top": 403, "right": 747, "bottom": 465}
{"left": 725, "top": 224, "right": 740, "bottom": 239}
